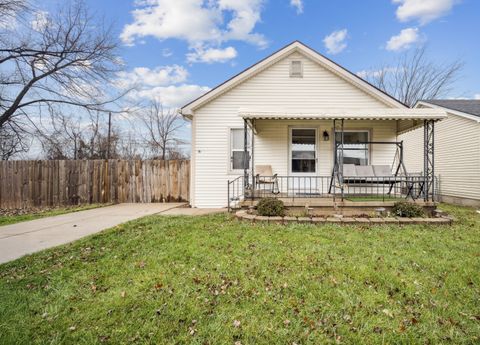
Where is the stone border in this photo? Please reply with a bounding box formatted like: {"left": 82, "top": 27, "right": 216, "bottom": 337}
{"left": 235, "top": 211, "right": 453, "bottom": 225}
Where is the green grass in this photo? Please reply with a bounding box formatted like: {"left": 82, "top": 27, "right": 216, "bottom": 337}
{"left": 0, "top": 204, "right": 479, "bottom": 344}
{"left": 0, "top": 204, "right": 109, "bottom": 226}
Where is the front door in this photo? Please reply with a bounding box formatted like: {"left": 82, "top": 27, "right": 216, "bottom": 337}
{"left": 289, "top": 128, "right": 318, "bottom": 194}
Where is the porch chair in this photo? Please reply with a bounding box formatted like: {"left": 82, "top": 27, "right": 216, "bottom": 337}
{"left": 255, "top": 165, "right": 279, "bottom": 195}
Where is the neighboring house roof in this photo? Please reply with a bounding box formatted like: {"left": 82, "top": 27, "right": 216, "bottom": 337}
{"left": 416, "top": 100, "right": 480, "bottom": 123}
{"left": 180, "top": 41, "right": 408, "bottom": 116}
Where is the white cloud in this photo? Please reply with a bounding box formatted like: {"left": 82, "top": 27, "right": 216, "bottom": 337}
{"left": 132, "top": 84, "right": 210, "bottom": 108}
{"left": 386, "top": 27, "right": 419, "bottom": 51}
{"left": 393, "top": 0, "right": 458, "bottom": 25}
{"left": 121, "top": 0, "right": 267, "bottom": 48}
{"left": 162, "top": 48, "right": 173, "bottom": 57}
{"left": 31, "top": 10, "right": 49, "bottom": 31}
{"left": 323, "top": 29, "right": 348, "bottom": 55}
{"left": 474, "top": 94, "right": 480, "bottom": 100}
{"left": 116, "top": 64, "right": 209, "bottom": 108}
{"left": 290, "top": 0, "right": 303, "bottom": 14}
{"left": 186, "top": 46, "right": 237, "bottom": 63}
{"left": 117, "top": 65, "right": 188, "bottom": 89}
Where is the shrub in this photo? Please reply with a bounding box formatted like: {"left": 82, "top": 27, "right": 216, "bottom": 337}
{"left": 256, "top": 198, "right": 285, "bottom": 217}
{"left": 392, "top": 201, "right": 425, "bottom": 218}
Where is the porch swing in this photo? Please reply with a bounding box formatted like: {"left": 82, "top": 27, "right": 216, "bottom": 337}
{"left": 328, "top": 120, "right": 424, "bottom": 201}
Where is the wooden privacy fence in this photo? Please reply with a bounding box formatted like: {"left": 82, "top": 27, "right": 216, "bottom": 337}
{"left": 0, "top": 160, "right": 190, "bottom": 209}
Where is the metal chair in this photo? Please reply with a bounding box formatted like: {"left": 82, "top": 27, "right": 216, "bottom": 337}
{"left": 255, "top": 165, "right": 279, "bottom": 195}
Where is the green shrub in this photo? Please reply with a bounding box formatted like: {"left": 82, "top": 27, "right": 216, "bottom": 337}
{"left": 392, "top": 201, "right": 425, "bottom": 218}
{"left": 256, "top": 198, "right": 285, "bottom": 217}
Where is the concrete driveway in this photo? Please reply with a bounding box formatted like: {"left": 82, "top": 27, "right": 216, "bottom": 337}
{"left": 0, "top": 203, "right": 184, "bottom": 264}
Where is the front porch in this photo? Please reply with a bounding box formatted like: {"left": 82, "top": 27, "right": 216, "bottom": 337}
{"left": 228, "top": 110, "right": 444, "bottom": 212}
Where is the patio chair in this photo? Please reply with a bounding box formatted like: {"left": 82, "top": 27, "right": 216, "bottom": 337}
{"left": 255, "top": 165, "right": 279, "bottom": 194}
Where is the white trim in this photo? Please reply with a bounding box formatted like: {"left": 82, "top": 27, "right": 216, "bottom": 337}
{"left": 180, "top": 41, "right": 407, "bottom": 115}
{"left": 228, "top": 127, "right": 251, "bottom": 174}
{"left": 335, "top": 129, "right": 371, "bottom": 166}
{"left": 189, "top": 115, "right": 196, "bottom": 207}
{"left": 415, "top": 101, "right": 480, "bottom": 123}
{"left": 289, "top": 126, "right": 319, "bottom": 176}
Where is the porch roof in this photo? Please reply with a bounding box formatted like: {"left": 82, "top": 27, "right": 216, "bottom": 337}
{"left": 238, "top": 108, "right": 447, "bottom": 121}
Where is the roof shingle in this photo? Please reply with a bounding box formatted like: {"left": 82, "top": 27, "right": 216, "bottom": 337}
{"left": 422, "top": 99, "right": 480, "bottom": 117}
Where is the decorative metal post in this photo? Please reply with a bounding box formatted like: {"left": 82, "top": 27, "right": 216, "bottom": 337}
{"left": 340, "top": 119, "right": 345, "bottom": 201}
{"left": 243, "top": 119, "right": 249, "bottom": 191}
{"left": 423, "top": 120, "right": 435, "bottom": 201}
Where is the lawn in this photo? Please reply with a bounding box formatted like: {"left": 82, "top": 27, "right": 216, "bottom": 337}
{"left": 0, "top": 204, "right": 479, "bottom": 344}
{"left": 0, "top": 204, "right": 109, "bottom": 226}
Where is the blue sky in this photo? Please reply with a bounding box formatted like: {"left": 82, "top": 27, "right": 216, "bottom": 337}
{"left": 76, "top": 0, "right": 480, "bottom": 108}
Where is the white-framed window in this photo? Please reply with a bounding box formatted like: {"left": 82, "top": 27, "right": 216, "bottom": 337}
{"left": 291, "top": 128, "right": 316, "bottom": 173}
{"left": 335, "top": 130, "right": 370, "bottom": 166}
{"left": 230, "top": 128, "right": 251, "bottom": 171}
{"left": 290, "top": 60, "right": 303, "bottom": 77}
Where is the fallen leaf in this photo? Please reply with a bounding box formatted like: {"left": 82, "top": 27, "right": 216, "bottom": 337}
{"left": 382, "top": 309, "right": 394, "bottom": 318}
{"left": 284, "top": 319, "right": 291, "bottom": 326}
{"left": 120, "top": 291, "right": 126, "bottom": 298}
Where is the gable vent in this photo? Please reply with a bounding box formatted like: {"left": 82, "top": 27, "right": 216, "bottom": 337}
{"left": 290, "top": 60, "right": 303, "bottom": 78}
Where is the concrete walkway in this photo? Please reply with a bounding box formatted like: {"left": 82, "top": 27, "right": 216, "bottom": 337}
{"left": 0, "top": 203, "right": 185, "bottom": 264}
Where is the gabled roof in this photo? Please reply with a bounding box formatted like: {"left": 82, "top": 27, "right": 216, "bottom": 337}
{"left": 416, "top": 100, "right": 480, "bottom": 123}
{"left": 180, "top": 41, "right": 408, "bottom": 116}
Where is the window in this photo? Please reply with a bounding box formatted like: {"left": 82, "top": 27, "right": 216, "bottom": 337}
{"left": 291, "top": 128, "right": 316, "bottom": 173}
{"left": 230, "top": 128, "right": 251, "bottom": 171}
{"left": 335, "top": 130, "right": 369, "bottom": 165}
{"left": 290, "top": 60, "right": 303, "bottom": 77}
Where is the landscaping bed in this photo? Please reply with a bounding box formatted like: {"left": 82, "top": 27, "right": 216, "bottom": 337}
{"left": 235, "top": 210, "right": 453, "bottom": 225}
{"left": 239, "top": 198, "right": 453, "bottom": 225}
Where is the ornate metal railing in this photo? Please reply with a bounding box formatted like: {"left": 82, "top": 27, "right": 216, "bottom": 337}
{"left": 228, "top": 174, "right": 438, "bottom": 210}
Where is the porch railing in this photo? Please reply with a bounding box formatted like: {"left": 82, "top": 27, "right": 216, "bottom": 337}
{"left": 228, "top": 174, "right": 438, "bottom": 210}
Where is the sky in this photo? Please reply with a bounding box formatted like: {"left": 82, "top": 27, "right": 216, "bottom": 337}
{"left": 19, "top": 0, "right": 480, "bottom": 157}
{"left": 77, "top": 0, "right": 480, "bottom": 108}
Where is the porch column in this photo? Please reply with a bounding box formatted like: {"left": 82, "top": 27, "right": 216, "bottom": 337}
{"left": 250, "top": 120, "right": 255, "bottom": 201}
{"left": 423, "top": 120, "right": 435, "bottom": 201}
{"left": 243, "top": 119, "right": 249, "bottom": 189}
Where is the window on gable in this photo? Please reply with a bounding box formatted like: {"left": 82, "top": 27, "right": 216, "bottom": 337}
{"left": 290, "top": 60, "right": 303, "bottom": 77}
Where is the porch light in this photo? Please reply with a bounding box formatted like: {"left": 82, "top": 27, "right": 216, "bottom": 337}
{"left": 322, "top": 130, "right": 330, "bottom": 141}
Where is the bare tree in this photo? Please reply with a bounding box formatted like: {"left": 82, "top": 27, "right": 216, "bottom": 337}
{"left": 0, "top": 122, "right": 29, "bottom": 160}
{"left": 139, "top": 101, "right": 185, "bottom": 160}
{"left": 363, "top": 47, "right": 463, "bottom": 107}
{"left": 35, "top": 109, "right": 84, "bottom": 159}
{"left": 0, "top": 0, "right": 27, "bottom": 22}
{"left": 0, "top": 0, "right": 128, "bottom": 158}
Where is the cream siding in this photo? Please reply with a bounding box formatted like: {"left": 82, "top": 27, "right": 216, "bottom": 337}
{"left": 400, "top": 112, "right": 480, "bottom": 201}
{"left": 254, "top": 119, "right": 397, "bottom": 176}
{"left": 192, "top": 51, "right": 399, "bottom": 208}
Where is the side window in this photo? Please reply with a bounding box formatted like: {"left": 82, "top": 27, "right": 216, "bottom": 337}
{"left": 230, "top": 128, "right": 251, "bottom": 171}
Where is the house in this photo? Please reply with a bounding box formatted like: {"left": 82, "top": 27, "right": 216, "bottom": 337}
{"left": 180, "top": 41, "right": 446, "bottom": 209}
{"left": 401, "top": 100, "right": 480, "bottom": 207}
